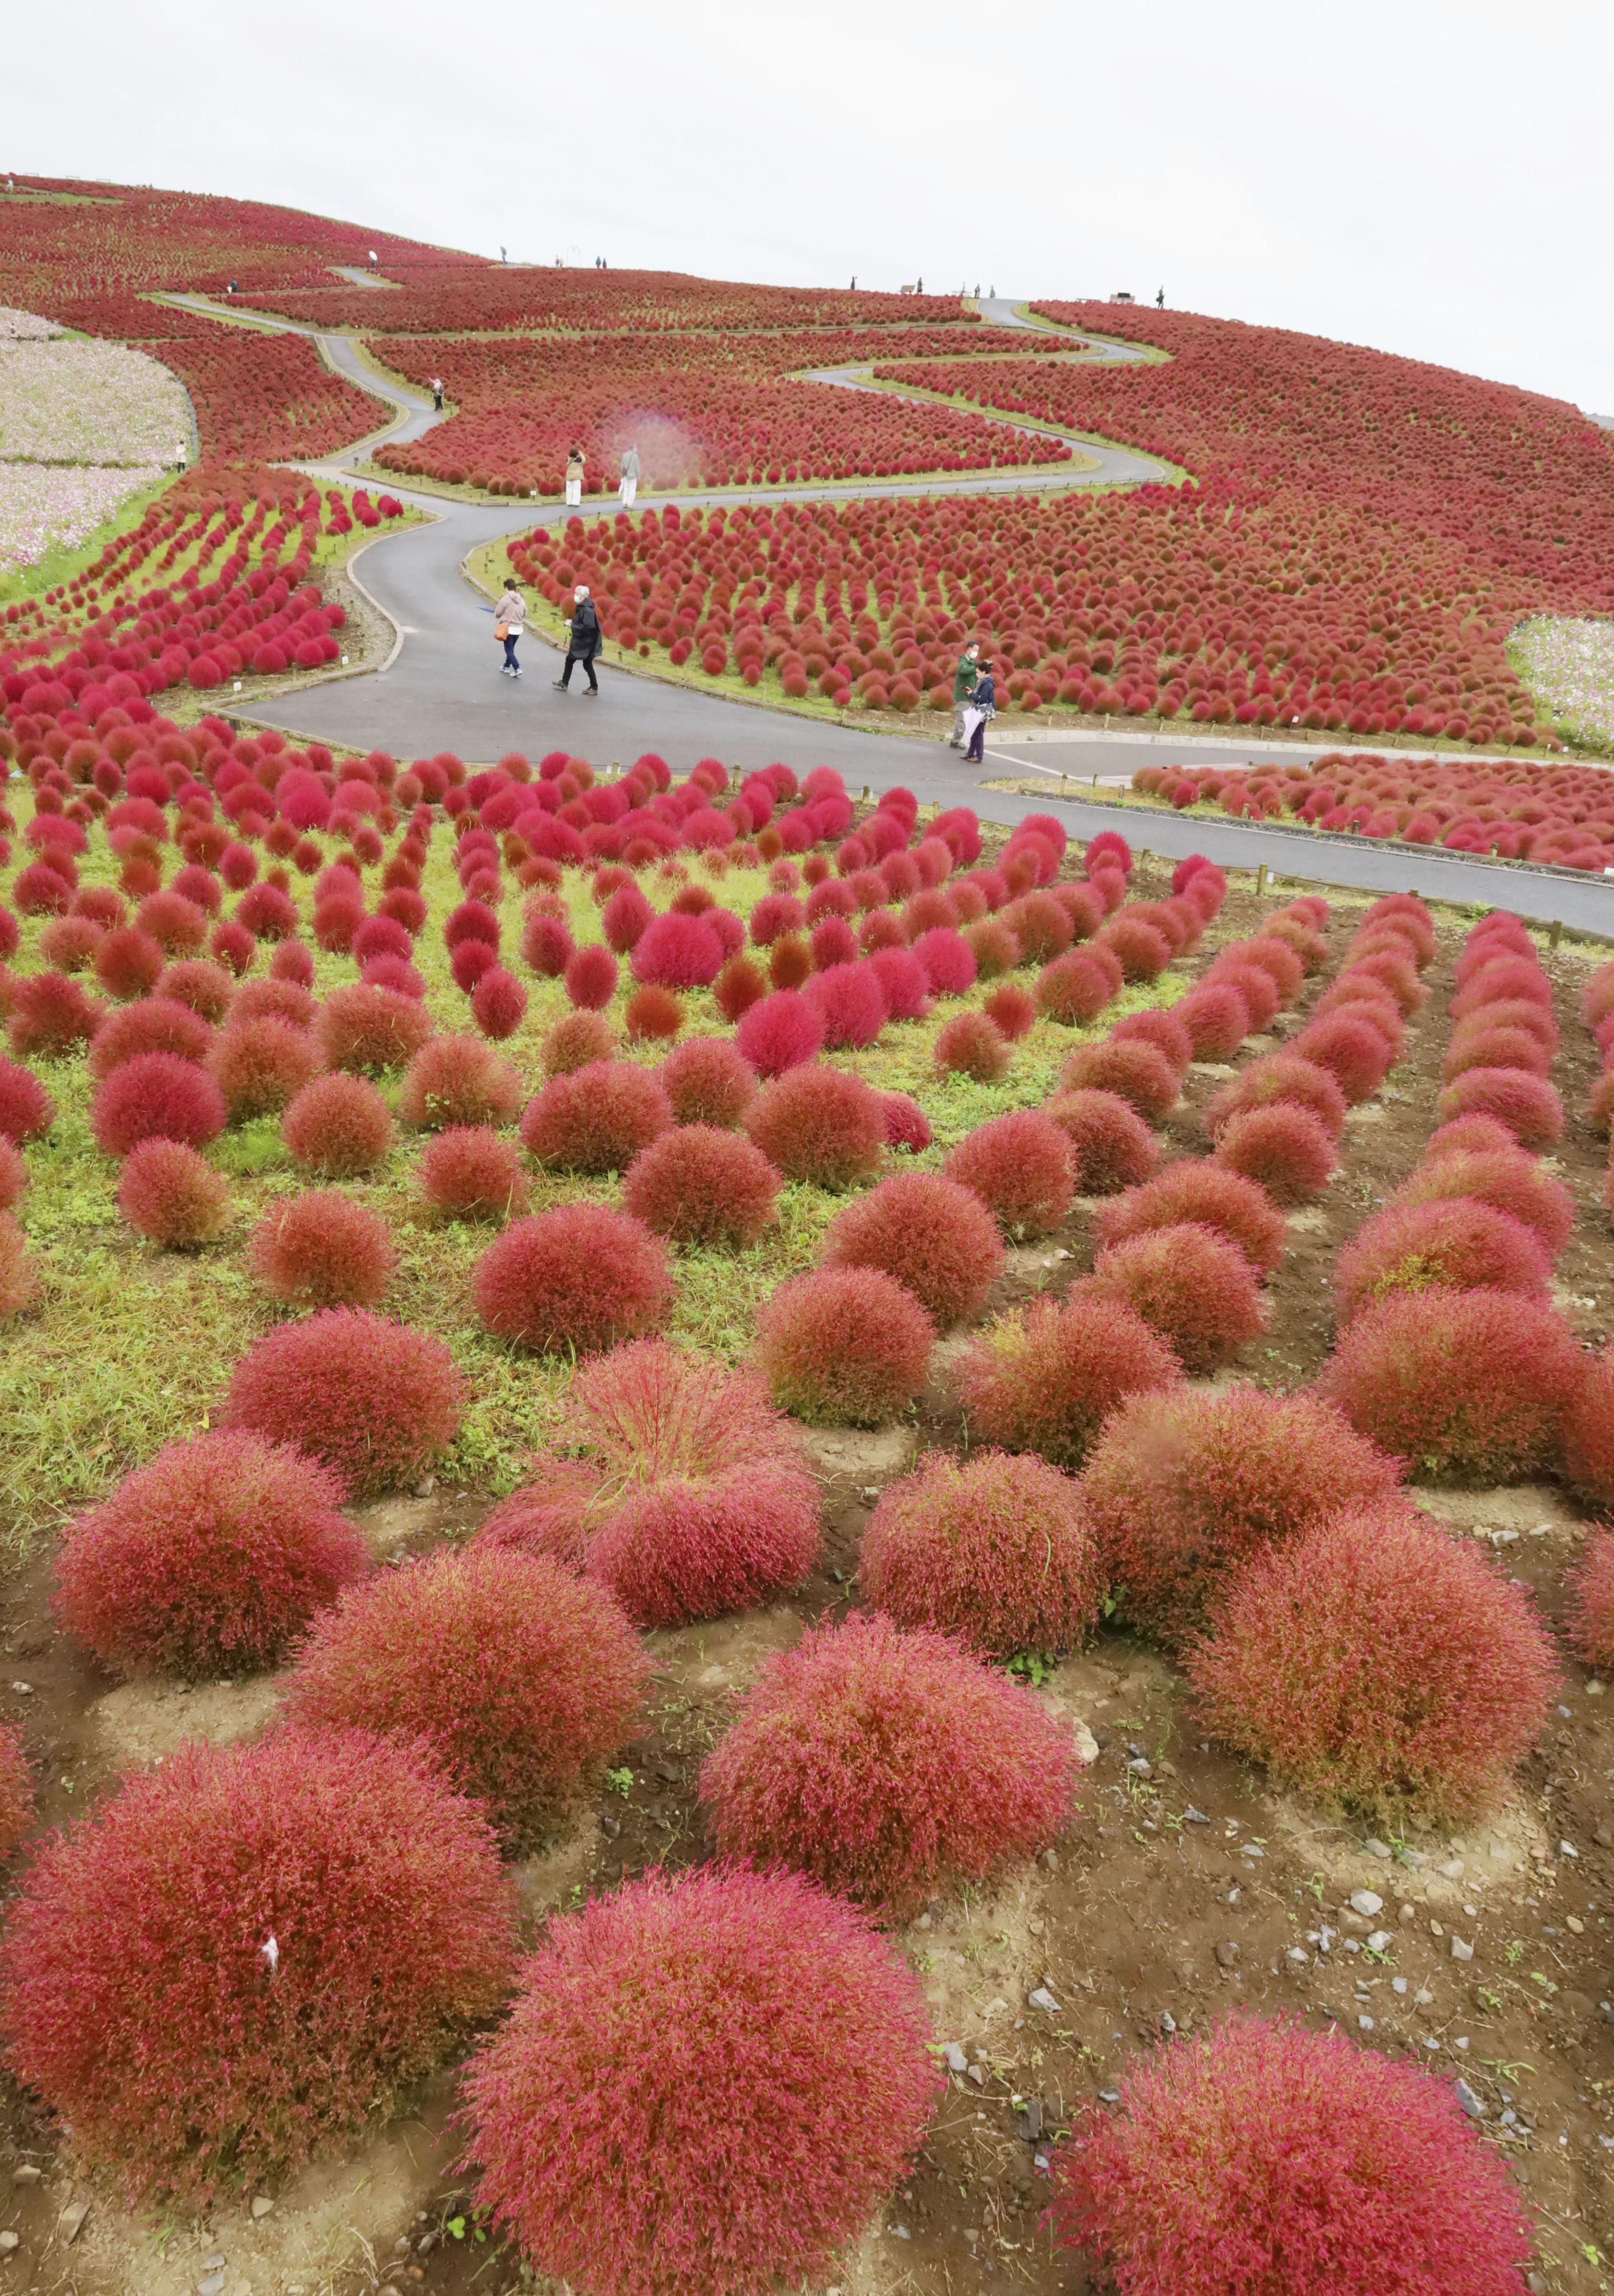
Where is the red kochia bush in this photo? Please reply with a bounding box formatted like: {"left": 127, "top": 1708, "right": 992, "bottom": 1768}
{"left": 1036, "top": 948, "right": 1117, "bottom": 1026}
{"left": 283, "top": 1547, "right": 646, "bottom": 1850}
{"left": 942, "top": 1108, "right": 1074, "bottom": 1239}
{"left": 734, "top": 987, "right": 825, "bottom": 1077}
{"left": 1189, "top": 1504, "right": 1556, "bottom": 1826}
{"left": 476, "top": 1341, "right": 817, "bottom": 1624}
{"left": 418, "top": 1126, "right": 530, "bottom": 1222}
{"left": 246, "top": 1189, "right": 397, "bottom": 1309}
{"left": 1045, "top": 2013, "right": 1532, "bottom": 2296}
{"left": 521, "top": 1059, "right": 672, "bottom": 1175}
{"left": 754, "top": 1265, "right": 933, "bottom": 1425}
{"left": 934, "top": 1009, "right": 1009, "bottom": 1081}
{"left": 1059, "top": 1038, "right": 1179, "bottom": 1125}
{"left": 701, "top": 1614, "right": 1079, "bottom": 1916}
{"left": 87, "top": 994, "right": 212, "bottom": 1081}
{"left": 0, "top": 1138, "right": 23, "bottom": 1215}
{"left": 0, "top": 1732, "right": 514, "bottom": 2207}
{"left": 0, "top": 1057, "right": 53, "bottom": 1144}
{"left": 463, "top": 1865, "right": 938, "bottom": 2296}
{"left": 821, "top": 1169, "right": 1004, "bottom": 1324}
{"left": 1204, "top": 1053, "right": 1347, "bottom": 1142}
{"left": 1564, "top": 1529, "right": 1614, "bottom": 1669}
{"left": 1081, "top": 1223, "right": 1266, "bottom": 1374}
{"left": 116, "top": 1138, "right": 230, "bottom": 1247}
{"left": 960, "top": 1291, "right": 1181, "bottom": 1470}
{"left": 225, "top": 1308, "right": 466, "bottom": 1497}
{"left": 400, "top": 1034, "right": 521, "bottom": 1130}
{"left": 1081, "top": 1385, "right": 1402, "bottom": 1643}
{"left": 90, "top": 1052, "right": 227, "bottom": 1157}
{"left": 712, "top": 951, "right": 767, "bottom": 1020}
{"left": 1436, "top": 1066, "right": 1564, "bottom": 1151}
{"left": 860, "top": 1447, "right": 1103, "bottom": 1654}
{"left": 207, "top": 1015, "right": 320, "bottom": 1120}
{"left": 94, "top": 925, "right": 165, "bottom": 1001}
{"left": 0, "top": 1213, "right": 37, "bottom": 1319}
{"left": 631, "top": 911, "right": 723, "bottom": 989}
{"left": 8, "top": 970, "right": 102, "bottom": 1059}
{"left": 658, "top": 1035, "right": 756, "bottom": 1127}
{"left": 622, "top": 1124, "right": 780, "bottom": 1248}
{"left": 316, "top": 983, "right": 433, "bottom": 1074}
{"left": 0, "top": 1725, "right": 31, "bottom": 1862}
{"left": 1291, "top": 1010, "right": 1394, "bottom": 1104}
{"left": 1174, "top": 981, "right": 1250, "bottom": 1059}
{"left": 473, "top": 1205, "right": 672, "bottom": 1354}
{"left": 471, "top": 964, "right": 528, "bottom": 1040}
{"left": 743, "top": 1064, "right": 884, "bottom": 1189}
{"left": 1213, "top": 1103, "right": 1337, "bottom": 1204}
{"left": 541, "top": 1009, "right": 614, "bottom": 1075}
{"left": 1096, "top": 1160, "right": 1286, "bottom": 1275}
{"left": 623, "top": 982, "right": 684, "bottom": 1042}
{"left": 1561, "top": 1342, "right": 1614, "bottom": 1514}
{"left": 1042, "top": 1087, "right": 1160, "bottom": 1194}
{"left": 52, "top": 1429, "right": 368, "bottom": 1677}
{"left": 281, "top": 1071, "right": 395, "bottom": 1176}
{"left": 565, "top": 942, "right": 619, "bottom": 1010}
{"left": 1321, "top": 1288, "right": 1584, "bottom": 1484}
{"left": 1333, "top": 1199, "right": 1549, "bottom": 1323}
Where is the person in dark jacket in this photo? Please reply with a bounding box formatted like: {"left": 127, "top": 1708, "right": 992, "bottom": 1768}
{"left": 554, "top": 586, "right": 602, "bottom": 696}
{"left": 964, "top": 666, "right": 996, "bottom": 763}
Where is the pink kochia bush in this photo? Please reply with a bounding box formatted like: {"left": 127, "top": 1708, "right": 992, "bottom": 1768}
{"left": 821, "top": 1169, "right": 1004, "bottom": 1323}
{"left": 622, "top": 1124, "right": 780, "bottom": 1249}
{"left": 753, "top": 1265, "right": 934, "bottom": 1425}
{"left": 399, "top": 1034, "right": 521, "bottom": 1130}
{"left": 959, "top": 1291, "right": 1181, "bottom": 1471}
{"left": 476, "top": 1340, "right": 818, "bottom": 1625}
{"left": 51, "top": 1430, "right": 368, "bottom": 1678}
{"left": 1081, "top": 1385, "right": 1402, "bottom": 1644}
{"left": 0, "top": 1733, "right": 514, "bottom": 2207}
{"left": 282, "top": 1547, "right": 647, "bottom": 1851}
{"left": 463, "top": 1866, "right": 940, "bottom": 2296}
{"left": 280, "top": 1071, "right": 395, "bottom": 1176}
{"left": 90, "top": 1051, "right": 227, "bottom": 1156}
{"left": 1079, "top": 1223, "right": 1266, "bottom": 1375}
{"left": 521, "top": 1061, "right": 672, "bottom": 1176}
{"left": 1332, "top": 1200, "right": 1549, "bottom": 1323}
{"left": 116, "top": 1139, "right": 231, "bottom": 1248}
{"left": 473, "top": 1205, "right": 671, "bottom": 1354}
{"left": 942, "top": 1109, "right": 1074, "bottom": 1239}
{"left": 224, "top": 1308, "right": 466, "bottom": 1497}
{"left": 418, "top": 1127, "right": 530, "bottom": 1221}
{"left": 743, "top": 1063, "right": 885, "bottom": 1189}
{"left": 859, "top": 1447, "right": 1103, "bottom": 1654}
{"left": 1045, "top": 2014, "right": 1532, "bottom": 2296}
{"left": 1096, "top": 1159, "right": 1286, "bottom": 1276}
{"left": 246, "top": 1189, "right": 398, "bottom": 1309}
{"left": 700, "top": 1614, "right": 1079, "bottom": 1916}
{"left": 1191, "top": 1505, "right": 1556, "bottom": 1826}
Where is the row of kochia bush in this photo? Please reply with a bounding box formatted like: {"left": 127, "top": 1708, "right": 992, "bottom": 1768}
{"left": 0, "top": 743, "right": 1610, "bottom": 2292}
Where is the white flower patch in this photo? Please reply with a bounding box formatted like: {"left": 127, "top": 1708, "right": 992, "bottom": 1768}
{"left": 0, "top": 462, "right": 165, "bottom": 570}
{"left": 0, "top": 307, "right": 64, "bottom": 339}
{"left": 1511, "top": 616, "right": 1614, "bottom": 752}
{"left": 0, "top": 338, "right": 190, "bottom": 467}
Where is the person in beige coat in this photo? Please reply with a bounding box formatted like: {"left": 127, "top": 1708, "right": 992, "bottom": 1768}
{"left": 565, "top": 447, "right": 585, "bottom": 507}
{"left": 495, "top": 582, "right": 526, "bottom": 677}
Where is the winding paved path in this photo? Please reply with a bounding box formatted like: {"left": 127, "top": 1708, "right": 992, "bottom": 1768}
{"left": 168, "top": 294, "right": 1611, "bottom": 932}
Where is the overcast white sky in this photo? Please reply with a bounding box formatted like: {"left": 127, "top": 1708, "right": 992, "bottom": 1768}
{"left": 7, "top": 0, "right": 1610, "bottom": 414}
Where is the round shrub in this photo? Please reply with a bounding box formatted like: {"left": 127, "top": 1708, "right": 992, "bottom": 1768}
{"left": 0, "top": 1731, "right": 513, "bottom": 2206}
{"left": 0, "top": 1136, "right": 23, "bottom": 1214}
{"left": 743, "top": 1064, "right": 884, "bottom": 1190}
{"left": 1291, "top": 1011, "right": 1394, "bottom": 1103}
{"left": 1206, "top": 956, "right": 1281, "bottom": 1032}
{"left": 867, "top": 943, "right": 932, "bottom": 1020}
{"left": 982, "top": 980, "right": 1036, "bottom": 1040}
{"left": 521, "top": 1059, "right": 672, "bottom": 1175}
{"left": 89, "top": 1051, "right": 226, "bottom": 1157}
{"left": 1421, "top": 1113, "right": 1521, "bottom": 1162}
{"left": 246, "top": 1188, "right": 397, "bottom": 1309}
{"left": 283, "top": 1547, "right": 646, "bottom": 1850}
{"left": 942, "top": 1108, "right": 1073, "bottom": 1239}
{"left": 94, "top": 924, "right": 165, "bottom": 1001}
{"left": 418, "top": 1126, "right": 530, "bottom": 1221}
{"left": 960, "top": 1289, "right": 1181, "bottom": 1470}
{"left": 1082, "top": 1385, "right": 1402, "bottom": 1643}
{"left": 860, "top": 1447, "right": 1103, "bottom": 1654}
{"left": 1042, "top": 1087, "right": 1159, "bottom": 1195}
{"left": 400, "top": 1034, "right": 521, "bottom": 1130}
{"left": 1562, "top": 1343, "right": 1614, "bottom": 1513}
{"left": 1204, "top": 1053, "right": 1347, "bottom": 1143}
{"left": 0, "top": 1212, "right": 38, "bottom": 1320}
{"left": 473, "top": 1205, "right": 671, "bottom": 1354}
{"left": 754, "top": 1265, "right": 933, "bottom": 1425}
{"left": 821, "top": 1169, "right": 1004, "bottom": 1324}
{"left": 1058, "top": 1037, "right": 1178, "bottom": 1124}
{"left": 225, "top": 1308, "right": 466, "bottom": 1497}
{"left": 541, "top": 1009, "right": 614, "bottom": 1076}
{"left": 1442, "top": 1024, "right": 1552, "bottom": 1083}
{"left": 1334, "top": 1199, "right": 1549, "bottom": 1323}
{"left": 159, "top": 958, "right": 236, "bottom": 1022}
{"left": 316, "top": 983, "right": 432, "bottom": 1075}
{"left": 52, "top": 1429, "right": 367, "bottom": 1677}
{"left": 934, "top": 1009, "right": 1009, "bottom": 1082}
{"left": 1234, "top": 931, "right": 1305, "bottom": 1002}
{"left": 734, "top": 988, "right": 825, "bottom": 1077}
{"left": 1435, "top": 1066, "right": 1564, "bottom": 1151}
{"left": 9, "top": 970, "right": 103, "bottom": 1059}
{"left": 631, "top": 911, "right": 723, "bottom": 989}
{"left": 880, "top": 1089, "right": 932, "bottom": 1151}
{"left": 87, "top": 993, "right": 212, "bottom": 1081}
{"left": 624, "top": 982, "right": 683, "bottom": 1042}
{"left": 911, "top": 925, "right": 976, "bottom": 995}
{"left": 701, "top": 1614, "right": 1078, "bottom": 1915}
{"left": 659, "top": 1035, "right": 756, "bottom": 1126}
{"left": 1036, "top": 948, "right": 1117, "bottom": 1026}
{"left": 462, "top": 1865, "right": 938, "bottom": 2296}
{"left": 1045, "top": 2012, "right": 1532, "bottom": 2296}
{"left": 116, "top": 1137, "right": 229, "bottom": 1248}
{"left": 281, "top": 1070, "right": 394, "bottom": 1176}
{"left": 564, "top": 943, "right": 619, "bottom": 1010}
{"left": 1081, "top": 1222, "right": 1266, "bottom": 1374}
{"left": 1320, "top": 1289, "right": 1584, "bottom": 1484}
{"left": 804, "top": 962, "right": 886, "bottom": 1051}
{"left": 477, "top": 1340, "right": 817, "bottom": 1624}
{"left": 1564, "top": 1529, "right": 1614, "bottom": 1669}
{"left": 1213, "top": 1103, "right": 1337, "bottom": 1204}
{"left": 207, "top": 1015, "right": 320, "bottom": 1120}
{"left": 1189, "top": 1504, "right": 1556, "bottom": 1826}
{"left": 0, "top": 1724, "right": 31, "bottom": 1863}
{"left": 712, "top": 951, "right": 767, "bottom": 1020}
{"left": 1096, "top": 1158, "right": 1286, "bottom": 1275}
{"left": 0, "top": 1057, "right": 53, "bottom": 1144}
{"left": 1108, "top": 1006, "right": 1193, "bottom": 1079}
{"left": 1098, "top": 915, "right": 1171, "bottom": 983}
{"left": 622, "top": 1124, "right": 780, "bottom": 1249}
{"left": 1174, "top": 981, "right": 1250, "bottom": 1059}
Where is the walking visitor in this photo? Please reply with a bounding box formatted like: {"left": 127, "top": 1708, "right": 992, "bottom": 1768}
{"left": 494, "top": 582, "right": 526, "bottom": 678}
{"left": 565, "top": 446, "right": 585, "bottom": 507}
{"left": 554, "top": 586, "right": 602, "bottom": 697}
{"left": 619, "top": 443, "right": 642, "bottom": 507}
{"left": 431, "top": 375, "right": 444, "bottom": 411}
{"left": 963, "top": 664, "right": 996, "bottom": 763}
{"left": 950, "top": 641, "right": 981, "bottom": 749}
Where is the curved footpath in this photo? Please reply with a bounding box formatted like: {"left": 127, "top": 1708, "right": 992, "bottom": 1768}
{"left": 171, "top": 295, "right": 1611, "bottom": 932}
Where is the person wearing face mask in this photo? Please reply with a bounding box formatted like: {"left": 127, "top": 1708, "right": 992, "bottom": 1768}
{"left": 554, "top": 584, "right": 602, "bottom": 696}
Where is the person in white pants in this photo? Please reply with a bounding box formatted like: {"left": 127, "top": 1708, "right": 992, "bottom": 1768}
{"left": 565, "top": 446, "right": 585, "bottom": 507}
{"left": 618, "top": 443, "right": 641, "bottom": 507}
